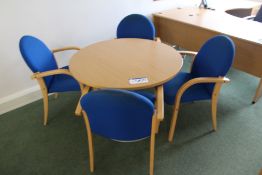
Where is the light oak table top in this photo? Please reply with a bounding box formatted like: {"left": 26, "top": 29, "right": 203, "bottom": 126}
{"left": 69, "top": 38, "right": 183, "bottom": 90}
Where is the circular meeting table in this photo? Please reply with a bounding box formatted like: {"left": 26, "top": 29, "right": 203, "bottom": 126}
{"left": 69, "top": 38, "right": 183, "bottom": 125}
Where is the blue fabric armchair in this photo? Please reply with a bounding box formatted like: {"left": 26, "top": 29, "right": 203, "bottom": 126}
{"left": 164, "top": 35, "right": 235, "bottom": 142}
{"left": 80, "top": 89, "right": 158, "bottom": 175}
{"left": 19, "top": 35, "right": 83, "bottom": 125}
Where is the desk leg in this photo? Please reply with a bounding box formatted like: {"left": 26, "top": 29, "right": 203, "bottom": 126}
{"left": 155, "top": 85, "right": 164, "bottom": 133}
{"left": 75, "top": 86, "right": 90, "bottom": 116}
{"left": 252, "top": 78, "right": 262, "bottom": 104}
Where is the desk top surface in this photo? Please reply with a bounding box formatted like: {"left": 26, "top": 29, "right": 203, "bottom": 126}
{"left": 69, "top": 39, "right": 183, "bottom": 90}
{"left": 154, "top": 7, "right": 262, "bottom": 45}
{"left": 205, "top": 0, "right": 260, "bottom": 11}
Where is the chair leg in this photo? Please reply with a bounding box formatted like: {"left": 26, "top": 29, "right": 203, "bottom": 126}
{"left": 168, "top": 105, "right": 179, "bottom": 143}
{"left": 150, "top": 116, "right": 157, "bottom": 175}
{"left": 155, "top": 121, "right": 160, "bottom": 134}
{"left": 75, "top": 86, "right": 90, "bottom": 116}
{"left": 211, "top": 82, "right": 224, "bottom": 131}
{"left": 211, "top": 96, "right": 218, "bottom": 131}
{"left": 42, "top": 92, "right": 49, "bottom": 126}
{"left": 83, "top": 111, "right": 94, "bottom": 172}
{"left": 37, "top": 78, "right": 49, "bottom": 126}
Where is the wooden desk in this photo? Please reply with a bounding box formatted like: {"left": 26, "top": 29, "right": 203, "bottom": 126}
{"left": 70, "top": 38, "right": 183, "bottom": 116}
{"left": 154, "top": 5, "right": 262, "bottom": 103}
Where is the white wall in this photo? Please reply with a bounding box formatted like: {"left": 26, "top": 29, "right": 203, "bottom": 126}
{"left": 0, "top": 0, "right": 198, "bottom": 113}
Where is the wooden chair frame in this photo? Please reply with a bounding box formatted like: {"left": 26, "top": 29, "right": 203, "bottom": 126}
{"left": 82, "top": 85, "right": 164, "bottom": 175}
{"left": 168, "top": 51, "right": 230, "bottom": 142}
{"left": 82, "top": 104, "right": 163, "bottom": 175}
{"left": 31, "top": 46, "right": 84, "bottom": 126}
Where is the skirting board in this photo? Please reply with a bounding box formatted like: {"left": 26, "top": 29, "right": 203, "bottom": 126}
{"left": 0, "top": 86, "right": 42, "bottom": 115}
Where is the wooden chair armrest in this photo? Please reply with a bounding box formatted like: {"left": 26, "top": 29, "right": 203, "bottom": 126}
{"left": 156, "top": 85, "right": 164, "bottom": 121}
{"left": 188, "top": 77, "right": 230, "bottom": 84}
{"left": 31, "top": 69, "right": 72, "bottom": 79}
{"left": 178, "top": 77, "right": 230, "bottom": 97}
{"left": 177, "top": 50, "right": 198, "bottom": 57}
{"left": 155, "top": 37, "right": 161, "bottom": 43}
{"left": 52, "top": 46, "right": 80, "bottom": 53}
{"left": 177, "top": 51, "right": 198, "bottom": 72}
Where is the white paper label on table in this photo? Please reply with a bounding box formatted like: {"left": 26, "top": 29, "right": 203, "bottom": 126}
{"left": 129, "top": 77, "right": 149, "bottom": 85}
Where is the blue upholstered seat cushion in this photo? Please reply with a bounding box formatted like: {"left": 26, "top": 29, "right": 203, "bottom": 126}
{"left": 164, "top": 72, "right": 212, "bottom": 105}
{"left": 80, "top": 89, "right": 155, "bottom": 141}
{"left": 47, "top": 66, "right": 80, "bottom": 93}
{"left": 117, "top": 14, "right": 155, "bottom": 40}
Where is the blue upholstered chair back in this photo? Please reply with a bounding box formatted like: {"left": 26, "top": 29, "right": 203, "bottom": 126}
{"left": 117, "top": 14, "right": 155, "bottom": 40}
{"left": 19, "top": 35, "right": 58, "bottom": 87}
{"left": 191, "top": 35, "right": 235, "bottom": 93}
{"left": 80, "top": 89, "right": 155, "bottom": 141}
{"left": 254, "top": 6, "right": 262, "bottom": 22}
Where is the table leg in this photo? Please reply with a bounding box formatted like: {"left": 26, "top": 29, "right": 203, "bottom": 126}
{"left": 75, "top": 86, "right": 90, "bottom": 116}
{"left": 155, "top": 85, "right": 164, "bottom": 133}
{"left": 252, "top": 78, "right": 262, "bottom": 104}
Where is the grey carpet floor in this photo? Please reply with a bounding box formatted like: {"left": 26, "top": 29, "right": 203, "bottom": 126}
{"left": 0, "top": 58, "right": 262, "bottom": 175}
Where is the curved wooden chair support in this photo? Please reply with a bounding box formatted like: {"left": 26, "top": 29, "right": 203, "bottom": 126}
{"left": 35, "top": 77, "right": 49, "bottom": 126}
{"left": 31, "top": 69, "right": 73, "bottom": 79}
{"left": 168, "top": 77, "right": 230, "bottom": 142}
{"left": 75, "top": 86, "right": 90, "bottom": 116}
{"left": 82, "top": 111, "right": 95, "bottom": 172}
{"left": 52, "top": 46, "right": 80, "bottom": 53}
{"left": 32, "top": 69, "right": 84, "bottom": 126}
{"left": 150, "top": 113, "right": 157, "bottom": 175}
